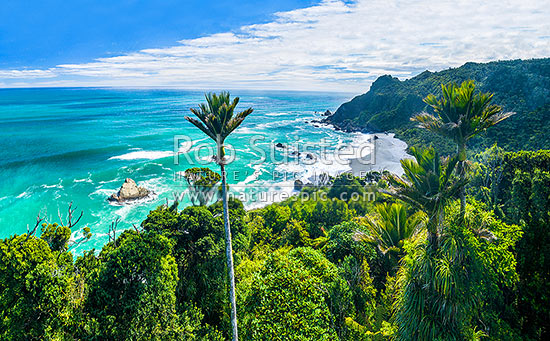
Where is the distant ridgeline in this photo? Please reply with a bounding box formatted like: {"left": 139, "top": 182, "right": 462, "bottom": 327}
{"left": 325, "top": 58, "right": 550, "bottom": 154}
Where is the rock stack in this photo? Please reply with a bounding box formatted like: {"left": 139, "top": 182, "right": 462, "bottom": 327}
{"left": 108, "top": 178, "right": 151, "bottom": 203}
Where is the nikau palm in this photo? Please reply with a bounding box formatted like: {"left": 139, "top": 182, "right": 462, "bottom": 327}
{"left": 355, "top": 202, "right": 425, "bottom": 258}
{"left": 412, "top": 80, "right": 514, "bottom": 218}
{"left": 384, "top": 147, "right": 464, "bottom": 250}
{"left": 186, "top": 92, "right": 253, "bottom": 341}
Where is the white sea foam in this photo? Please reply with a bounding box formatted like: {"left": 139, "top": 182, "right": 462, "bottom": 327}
{"left": 98, "top": 179, "right": 119, "bottom": 184}
{"left": 178, "top": 136, "right": 209, "bottom": 152}
{"left": 140, "top": 177, "right": 171, "bottom": 195}
{"left": 308, "top": 121, "right": 335, "bottom": 130}
{"left": 114, "top": 205, "right": 137, "bottom": 221}
{"left": 233, "top": 126, "right": 255, "bottom": 134}
{"left": 235, "top": 163, "right": 264, "bottom": 188}
{"left": 265, "top": 112, "right": 288, "bottom": 117}
{"left": 255, "top": 118, "right": 302, "bottom": 130}
{"left": 41, "top": 181, "right": 63, "bottom": 189}
{"left": 109, "top": 150, "right": 173, "bottom": 160}
{"left": 336, "top": 133, "right": 376, "bottom": 160}
{"left": 16, "top": 191, "right": 29, "bottom": 199}
{"left": 90, "top": 188, "right": 117, "bottom": 198}
{"left": 106, "top": 193, "right": 158, "bottom": 207}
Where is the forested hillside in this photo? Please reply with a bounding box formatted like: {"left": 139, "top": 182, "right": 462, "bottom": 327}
{"left": 326, "top": 58, "right": 550, "bottom": 153}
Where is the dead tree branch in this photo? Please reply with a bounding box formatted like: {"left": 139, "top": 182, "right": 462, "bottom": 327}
{"left": 109, "top": 217, "right": 120, "bottom": 247}
{"left": 26, "top": 213, "right": 45, "bottom": 241}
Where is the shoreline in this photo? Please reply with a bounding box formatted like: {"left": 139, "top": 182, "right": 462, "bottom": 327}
{"left": 309, "top": 119, "right": 411, "bottom": 176}
{"left": 349, "top": 132, "right": 411, "bottom": 177}
{"left": 241, "top": 127, "right": 412, "bottom": 210}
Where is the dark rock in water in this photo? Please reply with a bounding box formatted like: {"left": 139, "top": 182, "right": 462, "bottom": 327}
{"left": 294, "top": 179, "right": 304, "bottom": 191}
{"left": 275, "top": 142, "right": 286, "bottom": 149}
{"left": 306, "top": 153, "right": 314, "bottom": 160}
{"left": 290, "top": 151, "right": 301, "bottom": 157}
{"left": 108, "top": 178, "right": 151, "bottom": 203}
{"left": 374, "top": 135, "right": 379, "bottom": 140}
{"left": 323, "top": 110, "right": 332, "bottom": 116}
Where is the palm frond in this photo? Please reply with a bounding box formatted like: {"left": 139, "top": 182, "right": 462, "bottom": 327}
{"left": 383, "top": 146, "right": 462, "bottom": 237}
{"left": 356, "top": 203, "right": 426, "bottom": 256}
{"left": 185, "top": 92, "right": 254, "bottom": 146}
{"left": 185, "top": 116, "right": 216, "bottom": 140}
{"left": 420, "top": 80, "right": 513, "bottom": 146}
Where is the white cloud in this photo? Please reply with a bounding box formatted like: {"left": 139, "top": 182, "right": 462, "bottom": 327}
{"left": 1, "top": 0, "right": 549, "bottom": 91}
{"left": 0, "top": 69, "right": 57, "bottom": 79}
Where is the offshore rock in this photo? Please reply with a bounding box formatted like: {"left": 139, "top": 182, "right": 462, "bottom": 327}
{"left": 108, "top": 178, "right": 151, "bottom": 203}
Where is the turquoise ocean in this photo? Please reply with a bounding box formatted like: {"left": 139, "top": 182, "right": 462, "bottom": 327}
{"left": 0, "top": 88, "right": 364, "bottom": 252}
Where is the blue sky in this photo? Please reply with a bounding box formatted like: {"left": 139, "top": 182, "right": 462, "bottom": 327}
{"left": 1, "top": 0, "right": 549, "bottom": 91}
{"left": 0, "top": 0, "right": 315, "bottom": 68}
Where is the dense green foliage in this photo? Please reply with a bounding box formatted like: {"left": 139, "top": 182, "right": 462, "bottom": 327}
{"left": 3, "top": 156, "right": 543, "bottom": 339}
{"left": 413, "top": 79, "right": 514, "bottom": 219}
{"left": 355, "top": 203, "right": 425, "bottom": 264}
{"left": 394, "top": 201, "right": 522, "bottom": 340}
{"left": 470, "top": 147, "right": 550, "bottom": 338}
{"left": 326, "top": 58, "right": 550, "bottom": 153}
{"left": 384, "top": 146, "right": 463, "bottom": 250}
{"left": 86, "top": 232, "right": 187, "bottom": 339}
{"left": 0, "top": 235, "right": 76, "bottom": 339}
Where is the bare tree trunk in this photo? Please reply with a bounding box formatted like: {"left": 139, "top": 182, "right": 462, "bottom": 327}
{"left": 220, "top": 162, "right": 238, "bottom": 341}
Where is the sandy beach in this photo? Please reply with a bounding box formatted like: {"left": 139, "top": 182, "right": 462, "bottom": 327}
{"left": 349, "top": 133, "right": 412, "bottom": 177}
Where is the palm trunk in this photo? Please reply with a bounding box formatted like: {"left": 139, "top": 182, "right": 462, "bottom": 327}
{"left": 458, "top": 144, "right": 467, "bottom": 221}
{"left": 459, "top": 169, "right": 466, "bottom": 219}
{"left": 220, "top": 162, "right": 238, "bottom": 341}
{"left": 427, "top": 215, "right": 439, "bottom": 252}
{"left": 427, "top": 206, "right": 445, "bottom": 252}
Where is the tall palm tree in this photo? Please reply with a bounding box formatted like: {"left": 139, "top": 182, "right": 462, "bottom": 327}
{"left": 384, "top": 147, "right": 464, "bottom": 251}
{"left": 393, "top": 222, "right": 479, "bottom": 340}
{"left": 355, "top": 202, "right": 426, "bottom": 260}
{"left": 412, "top": 80, "right": 514, "bottom": 218}
{"left": 186, "top": 92, "right": 253, "bottom": 341}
